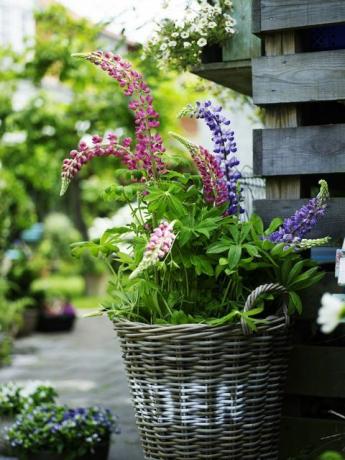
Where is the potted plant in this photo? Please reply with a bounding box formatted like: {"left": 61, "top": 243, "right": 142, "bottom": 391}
{"left": 60, "top": 51, "right": 329, "bottom": 459}
{"left": 0, "top": 382, "right": 57, "bottom": 454}
{"left": 144, "top": 0, "right": 261, "bottom": 95}
{"left": 6, "top": 405, "right": 116, "bottom": 460}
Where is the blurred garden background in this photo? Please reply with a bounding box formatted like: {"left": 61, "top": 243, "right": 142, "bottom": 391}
{"left": 0, "top": 0, "right": 263, "bottom": 458}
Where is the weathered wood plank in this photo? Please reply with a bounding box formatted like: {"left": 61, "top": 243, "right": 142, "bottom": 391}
{"left": 222, "top": 0, "right": 261, "bottom": 62}
{"left": 192, "top": 60, "right": 252, "bottom": 96}
{"left": 264, "top": 31, "right": 301, "bottom": 199}
{"left": 255, "top": 0, "right": 345, "bottom": 34}
{"left": 286, "top": 346, "right": 345, "bottom": 398}
{"left": 253, "top": 124, "right": 345, "bottom": 176}
{"left": 252, "top": 50, "right": 345, "bottom": 105}
{"left": 279, "top": 416, "right": 345, "bottom": 459}
{"left": 254, "top": 198, "right": 345, "bottom": 241}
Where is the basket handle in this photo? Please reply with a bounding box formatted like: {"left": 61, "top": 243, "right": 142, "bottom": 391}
{"left": 241, "top": 283, "right": 288, "bottom": 335}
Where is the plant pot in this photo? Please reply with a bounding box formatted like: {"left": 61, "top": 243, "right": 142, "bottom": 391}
{"left": 114, "top": 284, "right": 291, "bottom": 460}
{"left": 36, "top": 314, "right": 76, "bottom": 333}
{"left": 16, "top": 309, "right": 39, "bottom": 338}
{"left": 24, "top": 439, "right": 110, "bottom": 460}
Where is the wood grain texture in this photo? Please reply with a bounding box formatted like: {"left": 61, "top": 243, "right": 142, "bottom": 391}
{"left": 192, "top": 60, "right": 252, "bottom": 95}
{"left": 279, "top": 416, "right": 345, "bottom": 459}
{"left": 254, "top": 198, "right": 345, "bottom": 241}
{"left": 263, "top": 31, "right": 301, "bottom": 199}
{"left": 222, "top": 0, "right": 261, "bottom": 62}
{"left": 253, "top": 50, "right": 345, "bottom": 105}
{"left": 255, "top": 0, "right": 345, "bottom": 34}
{"left": 253, "top": 124, "right": 345, "bottom": 176}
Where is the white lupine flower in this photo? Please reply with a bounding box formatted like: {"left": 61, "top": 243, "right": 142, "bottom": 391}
{"left": 160, "top": 43, "right": 168, "bottom": 51}
{"left": 317, "top": 293, "right": 345, "bottom": 333}
{"left": 208, "top": 22, "right": 217, "bottom": 29}
{"left": 172, "top": 32, "right": 179, "bottom": 38}
{"left": 183, "top": 42, "right": 191, "bottom": 49}
{"left": 197, "top": 38, "right": 207, "bottom": 47}
{"left": 181, "top": 31, "right": 189, "bottom": 39}
{"left": 169, "top": 41, "right": 177, "bottom": 47}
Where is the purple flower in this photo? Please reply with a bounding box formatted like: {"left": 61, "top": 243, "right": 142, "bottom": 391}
{"left": 269, "top": 180, "right": 329, "bottom": 245}
{"left": 194, "top": 101, "right": 243, "bottom": 215}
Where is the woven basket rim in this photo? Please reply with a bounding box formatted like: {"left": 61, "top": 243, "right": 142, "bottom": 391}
{"left": 113, "top": 312, "right": 289, "bottom": 338}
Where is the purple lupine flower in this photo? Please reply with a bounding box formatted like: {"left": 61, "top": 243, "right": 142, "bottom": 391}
{"left": 269, "top": 180, "right": 329, "bottom": 245}
{"left": 194, "top": 101, "right": 243, "bottom": 215}
{"left": 130, "top": 220, "right": 176, "bottom": 279}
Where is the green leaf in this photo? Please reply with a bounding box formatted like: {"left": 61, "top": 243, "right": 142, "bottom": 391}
{"left": 244, "top": 244, "right": 260, "bottom": 258}
{"left": 289, "top": 291, "right": 302, "bottom": 314}
{"left": 287, "top": 260, "right": 305, "bottom": 285}
{"left": 264, "top": 217, "right": 283, "bottom": 236}
{"left": 207, "top": 239, "right": 232, "bottom": 254}
{"left": 250, "top": 214, "right": 264, "bottom": 235}
{"left": 227, "top": 245, "right": 242, "bottom": 270}
{"left": 190, "top": 255, "right": 214, "bottom": 276}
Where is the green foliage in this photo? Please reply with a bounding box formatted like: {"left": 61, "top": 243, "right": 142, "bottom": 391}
{"left": 320, "top": 452, "right": 345, "bottom": 460}
{"left": 31, "top": 276, "right": 85, "bottom": 300}
{"left": 73, "top": 168, "right": 324, "bottom": 326}
{"left": 0, "top": 3, "right": 205, "bottom": 237}
{"left": 0, "top": 382, "right": 57, "bottom": 417}
{"left": 7, "top": 405, "right": 116, "bottom": 458}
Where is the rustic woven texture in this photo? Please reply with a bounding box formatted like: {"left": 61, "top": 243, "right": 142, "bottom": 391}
{"left": 114, "top": 284, "right": 290, "bottom": 460}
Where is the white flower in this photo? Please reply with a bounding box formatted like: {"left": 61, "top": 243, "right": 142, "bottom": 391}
{"left": 317, "top": 293, "right": 345, "bottom": 333}
{"left": 183, "top": 42, "right": 191, "bottom": 49}
{"left": 208, "top": 21, "right": 217, "bottom": 29}
{"left": 169, "top": 41, "right": 177, "bottom": 47}
{"left": 197, "top": 37, "right": 207, "bottom": 47}
{"left": 172, "top": 32, "right": 179, "bottom": 38}
{"left": 181, "top": 31, "right": 189, "bottom": 39}
{"left": 160, "top": 43, "right": 168, "bottom": 51}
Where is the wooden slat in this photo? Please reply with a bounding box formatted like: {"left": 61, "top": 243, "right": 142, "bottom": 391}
{"left": 252, "top": 50, "right": 345, "bottom": 105}
{"left": 254, "top": 198, "right": 345, "bottom": 241}
{"left": 222, "top": 0, "right": 261, "bottom": 62}
{"left": 253, "top": 124, "right": 345, "bottom": 176}
{"left": 264, "top": 31, "right": 301, "bottom": 199}
{"left": 192, "top": 60, "right": 252, "bottom": 96}
{"left": 286, "top": 346, "right": 345, "bottom": 398}
{"left": 279, "top": 416, "right": 345, "bottom": 459}
{"left": 254, "top": 0, "right": 345, "bottom": 34}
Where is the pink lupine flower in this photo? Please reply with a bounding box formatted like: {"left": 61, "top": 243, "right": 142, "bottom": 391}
{"left": 130, "top": 220, "right": 176, "bottom": 279}
{"left": 60, "top": 51, "right": 166, "bottom": 195}
{"left": 85, "top": 51, "right": 166, "bottom": 176}
{"left": 193, "top": 146, "right": 228, "bottom": 206}
{"left": 60, "top": 133, "right": 136, "bottom": 195}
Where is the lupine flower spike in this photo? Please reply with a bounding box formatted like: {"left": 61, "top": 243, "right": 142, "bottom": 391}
{"left": 179, "top": 101, "right": 243, "bottom": 215}
{"left": 170, "top": 133, "right": 228, "bottom": 206}
{"left": 269, "top": 179, "right": 329, "bottom": 246}
{"left": 60, "top": 51, "right": 166, "bottom": 195}
{"left": 130, "top": 220, "right": 176, "bottom": 279}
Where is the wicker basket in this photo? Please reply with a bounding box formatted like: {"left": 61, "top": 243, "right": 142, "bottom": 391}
{"left": 115, "top": 283, "right": 291, "bottom": 460}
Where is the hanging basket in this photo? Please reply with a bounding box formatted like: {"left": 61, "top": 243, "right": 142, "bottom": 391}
{"left": 114, "top": 283, "right": 291, "bottom": 460}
